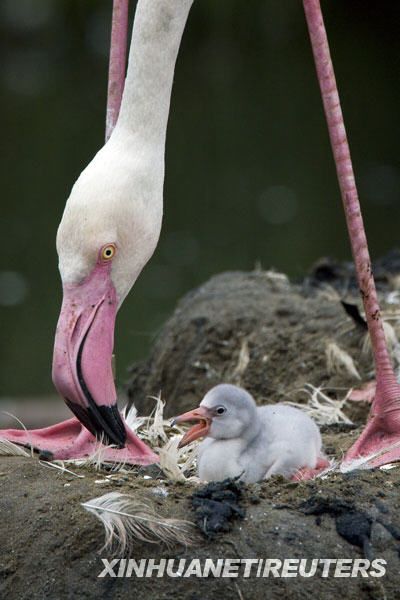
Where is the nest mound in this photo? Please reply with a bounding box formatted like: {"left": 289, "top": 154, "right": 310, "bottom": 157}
{"left": 3, "top": 253, "right": 400, "bottom": 599}
{"left": 127, "top": 253, "right": 400, "bottom": 418}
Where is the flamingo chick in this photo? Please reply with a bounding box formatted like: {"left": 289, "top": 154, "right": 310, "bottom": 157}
{"left": 173, "top": 384, "right": 329, "bottom": 483}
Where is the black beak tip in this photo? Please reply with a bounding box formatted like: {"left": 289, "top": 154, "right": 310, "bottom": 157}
{"left": 65, "top": 398, "right": 126, "bottom": 448}
{"left": 88, "top": 403, "right": 127, "bottom": 448}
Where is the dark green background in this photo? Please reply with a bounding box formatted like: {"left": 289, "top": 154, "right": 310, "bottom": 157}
{"left": 1, "top": 0, "right": 400, "bottom": 397}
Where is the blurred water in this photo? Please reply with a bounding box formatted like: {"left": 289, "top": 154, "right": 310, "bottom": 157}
{"left": 1, "top": 0, "right": 400, "bottom": 397}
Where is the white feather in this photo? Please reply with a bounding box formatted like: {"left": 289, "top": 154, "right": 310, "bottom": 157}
{"left": 286, "top": 384, "right": 353, "bottom": 425}
{"left": 82, "top": 491, "right": 197, "bottom": 554}
{"left": 340, "top": 439, "right": 400, "bottom": 472}
{"left": 325, "top": 342, "right": 361, "bottom": 380}
{"left": 0, "top": 438, "right": 30, "bottom": 457}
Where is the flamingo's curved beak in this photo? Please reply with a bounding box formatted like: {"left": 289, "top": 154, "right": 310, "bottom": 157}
{"left": 52, "top": 263, "right": 126, "bottom": 447}
{"left": 171, "top": 406, "right": 212, "bottom": 448}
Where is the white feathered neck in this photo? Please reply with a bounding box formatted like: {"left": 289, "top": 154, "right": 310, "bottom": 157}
{"left": 57, "top": 0, "right": 194, "bottom": 303}
{"left": 113, "top": 0, "right": 194, "bottom": 149}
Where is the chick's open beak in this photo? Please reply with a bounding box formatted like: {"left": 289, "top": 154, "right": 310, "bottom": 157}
{"left": 171, "top": 406, "right": 212, "bottom": 448}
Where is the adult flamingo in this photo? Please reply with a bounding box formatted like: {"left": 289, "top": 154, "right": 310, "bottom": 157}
{"left": 303, "top": 0, "right": 400, "bottom": 468}
{"left": 1, "top": 0, "right": 194, "bottom": 463}
{"left": 3, "top": 1, "right": 398, "bottom": 471}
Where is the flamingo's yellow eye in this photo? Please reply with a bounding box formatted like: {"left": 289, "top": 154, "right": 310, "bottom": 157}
{"left": 101, "top": 244, "right": 116, "bottom": 261}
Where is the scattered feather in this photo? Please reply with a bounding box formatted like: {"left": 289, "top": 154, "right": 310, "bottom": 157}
{"left": 82, "top": 491, "right": 197, "bottom": 554}
{"left": 231, "top": 340, "right": 250, "bottom": 383}
{"left": 362, "top": 321, "right": 400, "bottom": 362}
{"left": 123, "top": 402, "right": 139, "bottom": 430}
{"left": 0, "top": 438, "right": 30, "bottom": 457}
{"left": 340, "top": 440, "right": 400, "bottom": 472}
{"left": 264, "top": 270, "right": 290, "bottom": 286}
{"left": 124, "top": 394, "right": 199, "bottom": 482}
{"left": 286, "top": 384, "right": 353, "bottom": 425}
{"left": 39, "top": 460, "right": 85, "bottom": 478}
{"left": 313, "top": 461, "right": 337, "bottom": 479}
{"left": 386, "top": 290, "right": 400, "bottom": 305}
{"left": 145, "top": 395, "right": 169, "bottom": 445}
{"left": 150, "top": 486, "right": 169, "bottom": 498}
{"left": 326, "top": 342, "right": 361, "bottom": 380}
{"left": 1, "top": 412, "right": 34, "bottom": 457}
{"left": 234, "top": 582, "right": 245, "bottom": 600}
{"left": 63, "top": 436, "right": 129, "bottom": 472}
{"left": 158, "top": 436, "right": 198, "bottom": 482}
{"left": 316, "top": 459, "right": 340, "bottom": 479}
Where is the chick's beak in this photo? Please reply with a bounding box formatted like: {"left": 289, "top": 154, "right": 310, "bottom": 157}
{"left": 52, "top": 264, "right": 126, "bottom": 447}
{"left": 171, "top": 406, "right": 212, "bottom": 448}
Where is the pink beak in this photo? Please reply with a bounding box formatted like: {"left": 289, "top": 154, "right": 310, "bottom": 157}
{"left": 52, "top": 263, "right": 126, "bottom": 447}
{"left": 172, "top": 406, "right": 212, "bottom": 448}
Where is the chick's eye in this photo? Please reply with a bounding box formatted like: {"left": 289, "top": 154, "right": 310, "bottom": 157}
{"left": 101, "top": 245, "right": 116, "bottom": 260}
{"left": 215, "top": 406, "right": 226, "bottom": 416}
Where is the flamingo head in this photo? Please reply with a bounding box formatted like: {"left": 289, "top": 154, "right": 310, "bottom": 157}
{"left": 52, "top": 142, "right": 162, "bottom": 446}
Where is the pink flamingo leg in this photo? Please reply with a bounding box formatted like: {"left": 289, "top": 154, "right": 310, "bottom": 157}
{"left": 105, "top": 0, "right": 129, "bottom": 141}
{"left": 303, "top": 0, "right": 400, "bottom": 467}
{"left": 0, "top": 418, "right": 157, "bottom": 465}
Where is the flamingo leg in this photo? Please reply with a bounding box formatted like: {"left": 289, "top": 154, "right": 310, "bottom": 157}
{"left": 303, "top": 0, "right": 400, "bottom": 468}
{"left": 105, "top": 0, "right": 129, "bottom": 141}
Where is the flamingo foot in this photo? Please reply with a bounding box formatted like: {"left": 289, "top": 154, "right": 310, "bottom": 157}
{"left": 342, "top": 413, "right": 400, "bottom": 469}
{"left": 291, "top": 456, "right": 331, "bottom": 481}
{"left": 348, "top": 380, "right": 376, "bottom": 403}
{"left": 0, "top": 417, "right": 158, "bottom": 466}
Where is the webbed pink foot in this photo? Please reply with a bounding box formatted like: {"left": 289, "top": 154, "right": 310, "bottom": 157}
{"left": 348, "top": 381, "right": 376, "bottom": 403}
{"left": 291, "top": 457, "right": 331, "bottom": 481}
{"left": 343, "top": 388, "right": 400, "bottom": 469}
{"left": 0, "top": 416, "right": 158, "bottom": 465}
